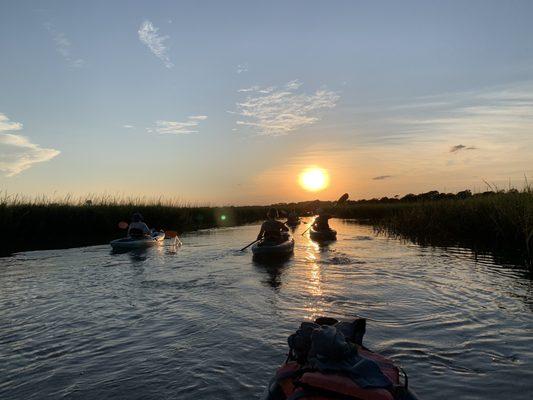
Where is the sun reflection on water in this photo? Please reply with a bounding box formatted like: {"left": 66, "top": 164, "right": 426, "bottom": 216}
{"left": 303, "top": 240, "right": 326, "bottom": 319}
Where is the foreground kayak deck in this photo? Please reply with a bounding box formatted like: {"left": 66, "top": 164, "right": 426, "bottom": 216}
{"left": 264, "top": 317, "right": 421, "bottom": 400}
{"left": 110, "top": 231, "right": 166, "bottom": 249}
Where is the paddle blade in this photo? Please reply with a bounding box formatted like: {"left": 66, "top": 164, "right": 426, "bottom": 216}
{"left": 337, "top": 193, "right": 349, "bottom": 204}
{"left": 118, "top": 221, "right": 129, "bottom": 229}
{"left": 164, "top": 230, "right": 178, "bottom": 239}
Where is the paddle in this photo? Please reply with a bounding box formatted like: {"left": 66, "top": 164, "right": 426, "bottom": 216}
{"left": 301, "top": 221, "right": 314, "bottom": 236}
{"left": 301, "top": 193, "right": 349, "bottom": 236}
{"left": 240, "top": 238, "right": 260, "bottom": 252}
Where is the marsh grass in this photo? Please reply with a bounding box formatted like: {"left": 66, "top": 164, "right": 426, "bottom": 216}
{"left": 1, "top": 189, "right": 532, "bottom": 266}
{"left": 0, "top": 193, "right": 270, "bottom": 256}
{"left": 332, "top": 187, "right": 533, "bottom": 266}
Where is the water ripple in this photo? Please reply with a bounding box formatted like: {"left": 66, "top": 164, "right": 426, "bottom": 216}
{"left": 0, "top": 221, "right": 532, "bottom": 399}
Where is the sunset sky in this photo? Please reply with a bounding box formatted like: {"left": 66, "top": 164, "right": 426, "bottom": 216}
{"left": 1, "top": 0, "right": 532, "bottom": 204}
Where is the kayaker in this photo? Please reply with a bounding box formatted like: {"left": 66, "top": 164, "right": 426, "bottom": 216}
{"left": 313, "top": 209, "right": 332, "bottom": 231}
{"left": 287, "top": 209, "right": 299, "bottom": 224}
{"left": 257, "top": 208, "right": 289, "bottom": 243}
{"left": 128, "top": 213, "right": 151, "bottom": 238}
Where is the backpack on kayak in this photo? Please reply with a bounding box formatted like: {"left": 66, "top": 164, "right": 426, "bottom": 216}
{"left": 265, "top": 317, "right": 418, "bottom": 400}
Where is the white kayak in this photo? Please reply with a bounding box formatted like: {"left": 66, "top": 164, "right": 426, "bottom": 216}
{"left": 252, "top": 234, "right": 295, "bottom": 257}
{"left": 110, "top": 231, "right": 166, "bottom": 250}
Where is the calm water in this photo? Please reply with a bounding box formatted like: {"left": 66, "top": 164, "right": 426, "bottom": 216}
{"left": 1, "top": 220, "right": 532, "bottom": 400}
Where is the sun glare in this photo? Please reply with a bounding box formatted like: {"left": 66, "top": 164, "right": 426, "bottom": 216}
{"left": 299, "top": 167, "right": 330, "bottom": 192}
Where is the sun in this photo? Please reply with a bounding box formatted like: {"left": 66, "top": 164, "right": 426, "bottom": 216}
{"left": 299, "top": 167, "right": 330, "bottom": 192}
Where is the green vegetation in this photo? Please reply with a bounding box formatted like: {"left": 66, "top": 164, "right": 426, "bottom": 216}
{"left": 334, "top": 188, "right": 533, "bottom": 266}
{"left": 0, "top": 194, "right": 270, "bottom": 256}
{"left": 2, "top": 188, "right": 532, "bottom": 267}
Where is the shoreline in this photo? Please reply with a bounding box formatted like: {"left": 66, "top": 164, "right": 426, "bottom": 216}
{"left": 2, "top": 189, "right": 532, "bottom": 266}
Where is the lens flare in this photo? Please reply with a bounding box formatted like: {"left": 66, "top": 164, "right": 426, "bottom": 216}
{"left": 299, "top": 167, "right": 330, "bottom": 192}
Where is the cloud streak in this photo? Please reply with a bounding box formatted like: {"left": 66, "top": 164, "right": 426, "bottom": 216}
{"left": 392, "top": 82, "right": 533, "bottom": 144}
{"left": 372, "top": 175, "right": 393, "bottom": 180}
{"left": 138, "top": 20, "right": 173, "bottom": 68}
{"left": 44, "top": 23, "right": 84, "bottom": 67}
{"left": 234, "top": 81, "right": 339, "bottom": 136}
{"left": 147, "top": 115, "right": 207, "bottom": 135}
{"left": 0, "top": 113, "right": 60, "bottom": 176}
{"left": 450, "top": 144, "right": 477, "bottom": 153}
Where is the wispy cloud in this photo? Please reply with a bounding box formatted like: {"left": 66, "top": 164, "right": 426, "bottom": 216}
{"left": 44, "top": 23, "right": 84, "bottom": 67}
{"left": 238, "top": 85, "right": 276, "bottom": 94}
{"left": 286, "top": 79, "right": 303, "bottom": 90}
{"left": 147, "top": 115, "right": 207, "bottom": 135}
{"left": 0, "top": 114, "right": 23, "bottom": 132}
{"left": 450, "top": 144, "right": 477, "bottom": 153}
{"left": 238, "top": 86, "right": 259, "bottom": 93}
{"left": 392, "top": 82, "right": 533, "bottom": 144}
{"left": 234, "top": 81, "right": 339, "bottom": 136}
{"left": 236, "top": 63, "right": 248, "bottom": 74}
{"left": 372, "top": 175, "right": 393, "bottom": 180}
{"left": 0, "top": 113, "right": 60, "bottom": 176}
{"left": 123, "top": 124, "right": 134, "bottom": 129}
{"left": 138, "top": 20, "right": 173, "bottom": 68}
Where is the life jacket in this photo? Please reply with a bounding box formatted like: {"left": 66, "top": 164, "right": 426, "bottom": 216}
{"left": 266, "top": 318, "right": 411, "bottom": 400}
{"left": 129, "top": 228, "right": 146, "bottom": 238}
{"left": 261, "top": 223, "right": 289, "bottom": 244}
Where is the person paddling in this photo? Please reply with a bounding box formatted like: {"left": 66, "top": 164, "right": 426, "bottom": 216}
{"left": 257, "top": 208, "right": 289, "bottom": 243}
{"left": 128, "top": 213, "right": 151, "bottom": 238}
{"left": 287, "top": 209, "right": 299, "bottom": 224}
{"left": 313, "top": 209, "right": 332, "bottom": 231}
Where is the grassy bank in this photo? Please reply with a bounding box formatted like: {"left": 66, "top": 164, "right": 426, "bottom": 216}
{"left": 331, "top": 188, "right": 533, "bottom": 266}
{"left": 0, "top": 195, "right": 270, "bottom": 256}
{"left": 2, "top": 189, "right": 532, "bottom": 266}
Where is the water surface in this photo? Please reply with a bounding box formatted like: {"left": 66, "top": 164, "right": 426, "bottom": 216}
{"left": 1, "top": 220, "right": 532, "bottom": 399}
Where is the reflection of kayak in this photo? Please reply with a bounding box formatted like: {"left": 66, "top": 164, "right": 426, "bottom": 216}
{"left": 310, "top": 228, "right": 337, "bottom": 241}
{"left": 252, "top": 234, "right": 294, "bottom": 257}
{"left": 110, "top": 231, "right": 165, "bottom": 249}
{"left": 265, "top": 317, "right": 420, "bottom": 400}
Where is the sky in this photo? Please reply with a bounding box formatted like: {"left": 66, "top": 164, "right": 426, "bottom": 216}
{"left": 1, "top": 0, "right": 532, "bottom": 205}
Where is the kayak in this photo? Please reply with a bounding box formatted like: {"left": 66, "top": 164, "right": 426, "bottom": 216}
{"left": 264, "top": 316, "right": 420, "bottom": 400}
{"left": 110, "top": 231, "right": 165, "bottom": 249}
{"left": 252, "top": 234, "right": 294, "bottom": 257}
{"left": 310, "top": 228, "right": 337, "bottom": 241}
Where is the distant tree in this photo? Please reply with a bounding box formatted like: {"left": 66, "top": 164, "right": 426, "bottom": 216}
{"left": 419, "top": 190, "right": 440, "bottom": 201}
{"left": 401, "top": 193, "right": 417, "bottom": 202}
{"left": 456, "top": 190, "right": 472, "bottom": 199}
